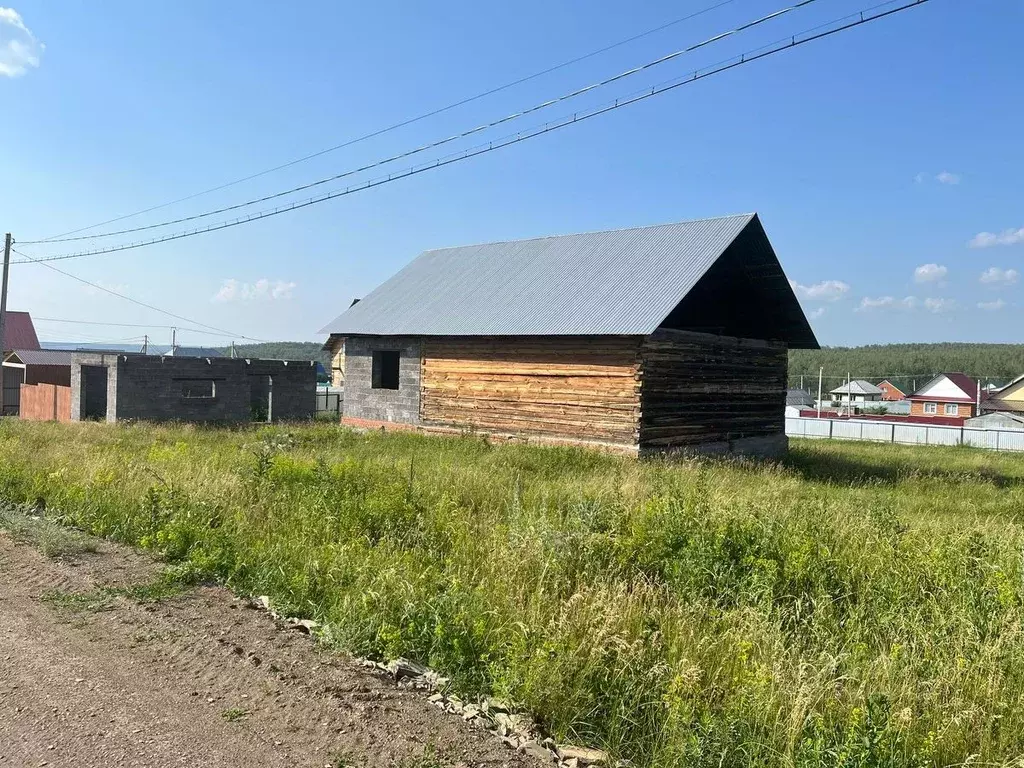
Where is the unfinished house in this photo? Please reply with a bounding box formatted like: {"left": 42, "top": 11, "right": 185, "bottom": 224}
{"left": 70, "top": 353, "right": 317, "bottom": 423}
{"left": 320, "top": 214, "right": 819, "bottom": 457}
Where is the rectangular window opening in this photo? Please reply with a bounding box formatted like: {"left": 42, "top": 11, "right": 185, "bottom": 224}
{"left": 924, "top": 402, "right": 937, "bottom": 414}
{"left": 371, "top": 350, "right": 401, "bottom": 390}
{"left": 944, "top": 403, "right": 958, "bottom": 416}
{"left": 181, "top": 379, "right": 216, "bottom": 399}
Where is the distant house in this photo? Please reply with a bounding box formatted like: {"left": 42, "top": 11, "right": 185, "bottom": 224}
{"left": 828, "top": 380, "right": 883, "bottom": 403}
{"left": 966, "top": 411, "right": 1024, "bottom": 431}
{"left": 320, "top": 214, "right": 819, "bottom": 457}
{"left": 787, "top": 389, "right": 816, "bottom": 408}
{"left": 877, "top": 379, "right": 906, "bottom": 401}
{"left": 908, "top": 373, "right": 980, "bottom": 418}
{"left": 1, "top": 311, "right": 41, "bottom": 354}
{"left": 983, "top": 374, "right": 1024, "bottom": 414}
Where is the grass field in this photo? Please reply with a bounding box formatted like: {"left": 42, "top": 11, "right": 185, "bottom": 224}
{"left": 1, "top": 420, "right": 1022, "bottom": 767}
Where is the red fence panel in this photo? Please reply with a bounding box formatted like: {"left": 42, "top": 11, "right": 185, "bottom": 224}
{"left": 19, "top": 383, "right": 72, "bottom": 422}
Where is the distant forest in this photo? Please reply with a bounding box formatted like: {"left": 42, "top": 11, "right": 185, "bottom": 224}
{"left": 219, "top": 342, "right": 329, "bottom": 368}
{"left": 788, "top": 343, "right": 1024, "bottom": 394}
{"left": 220, "top": 341, "right": 1024, "bottom": 396}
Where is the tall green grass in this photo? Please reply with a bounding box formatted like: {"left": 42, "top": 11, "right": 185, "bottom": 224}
{"left": 1, "top": 420, "right": 1023, "bottom": 767}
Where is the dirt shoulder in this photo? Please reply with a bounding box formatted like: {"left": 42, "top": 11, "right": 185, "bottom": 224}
{"left": 0, "top": 529, "right": 536, "bottom": 768}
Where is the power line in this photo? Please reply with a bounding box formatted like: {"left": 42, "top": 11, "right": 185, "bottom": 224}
{"left": 31, "top": 0, "right": 740, "bottom": 243}
{"left": 12, "top": 248, "right": 266, "bottom": 342}
{"left": 33, "top": 316, "right": 240, "bottom": 337}
{"left": 15, "top": 0, "right": 932, "bottom": 264}
{"left": 20, "top": 0, "right": 823, "bottom": 246}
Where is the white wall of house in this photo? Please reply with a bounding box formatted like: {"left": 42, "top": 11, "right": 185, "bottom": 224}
{"left": 917, "top": 376, "right": 971, "bottom": 400}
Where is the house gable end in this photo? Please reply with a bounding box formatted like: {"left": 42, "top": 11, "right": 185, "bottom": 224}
{"left": 654, "top": 216, "right": 819, "bottom": 348}
{"left": 913, "top": 374, "right": 974, "bottom": 402}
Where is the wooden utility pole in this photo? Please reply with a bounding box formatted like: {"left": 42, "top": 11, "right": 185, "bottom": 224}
{"left": 0, "top": 233, "right": 11, "bottom": 417}
{"left": 142, "top": 334, "right": 149, "bottom": 354}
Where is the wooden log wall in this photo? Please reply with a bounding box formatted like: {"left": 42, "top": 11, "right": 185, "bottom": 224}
{"left": 421, "top": 337, "right": 642, "bottom": 445}
{"left": 638, "top": 328, "right": 787, "bottom": 448}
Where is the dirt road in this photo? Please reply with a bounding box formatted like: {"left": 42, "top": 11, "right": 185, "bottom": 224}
{"left": 0, "top": 530, "right": 536, "bottom": 768}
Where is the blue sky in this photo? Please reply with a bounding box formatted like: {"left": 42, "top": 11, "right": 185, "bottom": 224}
{"left": 2, "top": 0, "right": 1021, "bottom": 348}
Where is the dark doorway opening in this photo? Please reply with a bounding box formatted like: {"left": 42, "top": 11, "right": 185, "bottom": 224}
{"left": 81, "top": 365, "right": 108, "bottom": 420}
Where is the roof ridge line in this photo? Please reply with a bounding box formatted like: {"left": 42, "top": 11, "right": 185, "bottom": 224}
{"left": 419, "top": 213, "right": 757, "bottom": 255}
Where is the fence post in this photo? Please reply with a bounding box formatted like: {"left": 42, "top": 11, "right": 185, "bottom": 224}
{"left": 829, "top": 419, "right": 833, "bottom": 439}
{"left": 995, "top": 430, "right": 1000, "bottom": 452}
{"left": 891, "top": 423, "right": 895, "bottom": 443}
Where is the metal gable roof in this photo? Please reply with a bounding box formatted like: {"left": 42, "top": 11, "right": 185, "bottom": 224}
{"left": 320, "top": 214, "right": 766, "bottom": 337}
{"left": 829, "top": 380, "right": 884, "bottom": 396}
{"left": 4, "top": 349, "right": 75, "bottom": 367}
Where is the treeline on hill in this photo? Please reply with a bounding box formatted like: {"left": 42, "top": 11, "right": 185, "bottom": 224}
{"left": 789, "top": 343, "right": 1024, "bottom": 394}
{"left": 219, "top": 342, "right": 329, "bottom": 368}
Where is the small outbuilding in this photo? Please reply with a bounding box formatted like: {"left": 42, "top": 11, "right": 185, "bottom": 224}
{"left": 70, "top": 352, "right": 317, "bottom": 423}
{"left": 320, "top": 214, "right": 819, "bottom": 457}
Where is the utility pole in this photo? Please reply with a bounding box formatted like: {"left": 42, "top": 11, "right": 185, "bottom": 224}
{"left": 817, "top": 366, "right": 823, "bottom": 419}
{"left": 142, "top": 334, "right": 148, "bottom": 354}
{"left": 0, "top": 233, "right": 11, "bottom": 417}
{"left": 230, "top": 341, "right": 236, "bottom": 359}
{"left": 171, "top": 327, "right": 177, "bottom": 354}
{"left": 847, "top": 371, "right": 852, "bottom": 417}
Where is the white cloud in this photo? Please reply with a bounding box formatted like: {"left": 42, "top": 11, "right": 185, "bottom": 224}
{"left": 213, "top": 278, "right": 296, "bottom": 302}
{"left": 978, "top": 299, "right": 1006, "bottom": 312}
{"left": 789, "top": 279, "right": 850, "bottom": 302}
{"left": 979, "top": 267, "right": 1019, "bottom": 286}
{"left": 916, "top": 171, "right": 962, "bottom": 185}
{"left": 923, "top": 297, "right": 956, "bottom": 314}
{"left": 969, "top": 228, "right": 1024, "bottom": 248}
{"left": 807, "top": 307, "right": 826, "bottom": 320}
{"left": 856, "top": 296, "right": 918, "bottom": 312}
{"left": 0, "top": 8, "right": 42, "bottom": 78}
{"left": 914, "top": 263, "right": 947, "bottom": 283}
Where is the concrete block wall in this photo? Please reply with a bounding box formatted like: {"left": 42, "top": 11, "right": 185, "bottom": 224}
{"left": 70, "top": 353, "right": 317, "bottom": 424}
{"left": 342, "top": 336, "right": 421, "bottom": 424}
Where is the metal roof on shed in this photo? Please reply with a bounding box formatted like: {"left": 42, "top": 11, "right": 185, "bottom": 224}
{"left": 4, "top": 348, "right": 75, "bottom": 367}
{"left": 322, "top": 214, "right": 762, "bottom": 336}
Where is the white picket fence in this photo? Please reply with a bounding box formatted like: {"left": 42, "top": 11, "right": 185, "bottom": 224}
{"left": 786, "top": 417, "right": 1024, "bottom": 452}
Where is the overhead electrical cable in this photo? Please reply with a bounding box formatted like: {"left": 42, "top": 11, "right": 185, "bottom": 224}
{"left": 33, "top": 317, "right": 242, "bottom": 337}
{"left": 14, "top": 0, "right": 932, "bottom": 264}
{"left": 12, "top": 248, "right": 266, "bottom": 342}
{"left": 20, "top": 0, "right": 823, "bottom": 246}
{"left": 31, "top": 0, "right": 740, "bottom": 242}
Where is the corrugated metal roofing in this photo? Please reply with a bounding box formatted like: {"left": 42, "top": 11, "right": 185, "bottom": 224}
{"left": 2, "top": 311, "right": 40, "bottom": 351}
{"left": 320, "top": 214, "right": 764, "bottom": 337}
{"left": 4, "top": 349, "right": 75, "bottom": 367}
{"left": 829, "top": 380, "right": 884, "bottom": 396}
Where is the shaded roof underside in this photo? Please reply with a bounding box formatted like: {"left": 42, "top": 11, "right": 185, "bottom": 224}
{"left": 321, "top": 214, "right": 818, "bottom": 348}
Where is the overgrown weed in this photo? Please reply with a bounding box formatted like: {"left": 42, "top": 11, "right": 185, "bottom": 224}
{"left": 2, "top": 420, "right": 1024, "bottom": 767}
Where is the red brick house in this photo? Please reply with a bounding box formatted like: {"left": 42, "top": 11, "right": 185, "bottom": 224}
{"left": 877, "top": 379, "right": 906, "bottom": 401}
{"left": 908, "top": 373, "right": 980, "bottom": 419}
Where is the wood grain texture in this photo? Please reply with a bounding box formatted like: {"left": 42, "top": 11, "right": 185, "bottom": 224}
{"left": 638, "top": 328, "right": 787, "bottom": 449}
{"left": 421, "top": 336, "right": 642, "bottom": 443}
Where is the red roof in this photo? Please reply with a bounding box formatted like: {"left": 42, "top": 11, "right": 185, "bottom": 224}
{"left": 2, "top": 311, "right": 40, "bottom": 351}
{"left": 909, "top": 372, "right": 981, "bottom": 404}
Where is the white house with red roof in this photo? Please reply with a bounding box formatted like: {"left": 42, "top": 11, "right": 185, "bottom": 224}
{"left": 908, "top": 373, "right": 981, "bottom": 419}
